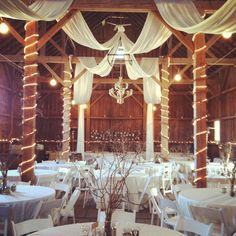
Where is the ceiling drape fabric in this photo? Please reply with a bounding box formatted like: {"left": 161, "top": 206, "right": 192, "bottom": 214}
{"left": 74, "top": 63, "right": 94, "bottom": 158}
{"left": 155, "top": 0, "right": 236, "bottom": 34}
{"left": 62, "top": 12, "right": 171, "bottom": 53}
{"left": 0, "top": 0, "right": 73, "bottom": 21}
{"left": 142, "top": 58, "right": 160, "bottom": 161}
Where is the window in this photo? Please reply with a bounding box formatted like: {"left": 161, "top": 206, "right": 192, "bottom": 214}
{"left": 214, "top": 120, "right": 220, "bottom": 142}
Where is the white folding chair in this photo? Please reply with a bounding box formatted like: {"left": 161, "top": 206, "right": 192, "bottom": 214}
{"left": 11, "top": 216, "right": 53, "bottom": 236}
{"left": 149, "top": 188, "right": 162, "bottom": 225}
{"left": 172, "top": 183, "right": 193, "bottom": 200}
{"left": 56, "top": 188, "right": 81, "bottom": 224}
{"left": 161, "top": 163, "right": 173, "bottom": 195}
{"left": 158, "top": 197, "right": 179, "bottom": 228}
{"left": 49, "top": 182, "right": 71, "bottom": 208}
{"left": 189, "top": 205, "right": 229, "bottom": 236}
{"left": 174, "top": 216, "right": 214, "bottom": 236}
{"left": 34, "top": 199, "right": 63, "bottom": 222}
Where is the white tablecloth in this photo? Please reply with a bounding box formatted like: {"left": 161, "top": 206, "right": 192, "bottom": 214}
{"left": 178, "top": 188, "right": 236, "bottom": 233}
{"left": 28, "top": 222, "right": 184, "bottom": 236}
{"left": 3, "top": 169, "right": 57, "bottom": 186}
{"left": 0, "top": 185, "right": 55, "bottom": 222}
{"left": 36, "top": 161, "right": 86, "bottom": 171}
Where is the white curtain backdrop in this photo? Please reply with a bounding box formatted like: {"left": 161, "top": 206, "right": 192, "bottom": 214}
{"left": 0, "top": 0, "right": 73, "bottom": 21}
{"left": 143, "top": 58, "right": 161, "bottom": 160}
{"left": 155, "top": 0, "right": 236, "bottom": 34}
{"left": 74, "top": 62, "right": 94, "bottom": 158}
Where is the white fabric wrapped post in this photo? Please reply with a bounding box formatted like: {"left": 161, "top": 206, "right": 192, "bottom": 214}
{"left": 143, "top": 58, "right": 161, "bottom": 161}
{"left": 74, "top": 62, "right": 94, "bottom": 159}
{"left": 155, "top": 0, "right": 236, "bottom": 34}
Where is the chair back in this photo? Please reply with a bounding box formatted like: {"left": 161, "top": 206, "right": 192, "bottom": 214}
{"left": 174, "top": 216, "right": 214, "bottom": 236}
{"left": 173, "top": 183, "right": 193, "bottom": 199}
{"left": 11, "top": 216, "right": 53, "bottom": 236}
{"left": 64, "top": 189, "right": 81, "bottom": 212}
{"left": 35, "top": 199, "right": 63, "bottom": 218}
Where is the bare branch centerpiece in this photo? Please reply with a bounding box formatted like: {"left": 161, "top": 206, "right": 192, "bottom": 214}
{"left": 81, "top": 146, "right": 137, "bottom": 235}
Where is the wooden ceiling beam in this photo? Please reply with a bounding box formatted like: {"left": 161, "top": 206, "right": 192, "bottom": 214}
{"left": 1, "top": 55, "right": 235, "bottom": 66}
{"left": 3, "top": 19, "right": 25, "bottom": 46}
{"left": 70, "top": 0, "right": 224, "bottom": 12}
{"left": 152, "top": 9, "right": 194, "bottom": 53}
{"left": 37, "top": 9, "right": 78, "bottom": 50}
{"left": 49, "top": 39, "right": 67, "bottom": 57}
{"left": 206, "top": 35, "right": 221, "bottom": 51}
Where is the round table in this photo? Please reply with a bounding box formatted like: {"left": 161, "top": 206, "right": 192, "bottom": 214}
{"left": 36, "top": 161, "right": 86, "bottom": 171}
{"left": 0, "top": 185, "right": 55, "bottom": 222}
{"left": 28, "top": 222, "right": 184, "bottom": 236}
{"left": 178, "top": 188, "right": 236, "bottom": 233}
{"left": 4, "top": 169, "right": 57, "bottom": 186}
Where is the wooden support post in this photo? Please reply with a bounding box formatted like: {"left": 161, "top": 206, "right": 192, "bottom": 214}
{"left": 193, "top": 33, "right": 207, "bottom": 188}
{"left": 61, "top": 62, "right": 72, "bottom": 160}
{"left": 161, "top": 61, "right": 170, "bottom": 159}
{"left": 21, "top": 21, "right": 38, "bottom": 183}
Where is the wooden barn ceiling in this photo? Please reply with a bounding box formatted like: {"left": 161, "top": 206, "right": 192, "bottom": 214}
{"left": 0, "top": 0, "right": 235, "bottom": 92}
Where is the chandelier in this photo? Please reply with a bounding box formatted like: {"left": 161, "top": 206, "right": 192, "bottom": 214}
{"left": 109, "top": 76, "right": 133, "bottom": 104}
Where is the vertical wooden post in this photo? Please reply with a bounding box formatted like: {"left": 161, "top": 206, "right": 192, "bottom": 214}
{"left": 161, "top": 60, "right": 170, "bottom": 159}
{"left": 85, "top": 103, "right": 91, "bottom": 151}
{"left": 61, "top": 62, "right": 72, "bottom": 160}
{"left": 21, "top": 21, "right": 38, "bottom": 182}
{"left": 193, "top": 33, "right": 207, "bottom": 188}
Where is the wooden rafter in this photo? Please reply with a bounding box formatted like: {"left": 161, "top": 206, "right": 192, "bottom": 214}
{"left": 1, "top": 55, "right": 235, "bottom": 66}
{"left": 49, "top": 39, "right": 67, "bottom": 56}
{"left": 37, "top": 9, "right": 78, "bottom": 50}
{"left": 152, "top": 9, "right": 194, "bottom": 53}
{"left": 3, "top": 19, "right": 25, "bottom": 46}
{"left": 133, "top": 84, "right": 143, "bottom": 94}
{"left": 167, "top": 42, "right": 182, "bottom": 57}
{"left": 131, "top": 96, "right": 143, "bottom": 108}
{"left": 206, "top": 35, "right": 221, "bottom": 51}
{"left": 42, "top": 62, "right": 64, "bottom": 86}
{"left": 90, "top": 93, "right": 105, "bottom": 107}
{"left": 72, "top": 68, "right": 87, "bottom": 84}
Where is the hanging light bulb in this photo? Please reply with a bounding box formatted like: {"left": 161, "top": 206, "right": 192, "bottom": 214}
{"left": 153, "top": 106, "right": 157, "bottom": 111}
{"left": 0, "top": 21, "right": 9, "bottom": 34}
{"left": 222, "top": 32, "right": 232, "bottom": 39}
{"left": 174, "top": 73, "right": 182, "bottom": 82}
{"left": 71, "top": 100, "right": 76, "bottom": 105}
{"left": 49, "top": 78, "right": 57, "bottom": 86}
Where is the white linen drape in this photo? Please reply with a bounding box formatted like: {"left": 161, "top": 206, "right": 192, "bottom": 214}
{"left": 62, "top": 12, "right": 171, "bottom": 53}
{"left": 74, "top": 62, "right": 94, "bottom": 158}
{"left": 155, "top": 0, "right": 236, "bottom": 34}
{"left": 143, "top": 58, "right": 161, "bottom": 160}
{"left": 0, "top": 0, "right": 73, "bottom": 21}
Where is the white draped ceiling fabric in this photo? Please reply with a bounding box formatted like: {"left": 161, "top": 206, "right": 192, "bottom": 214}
{"left": 155, "top": 0, "right": 236, "bottom": 34}
{"left": 142, "top": 58, "right": 161, "bottom": 161}
{"left": 74, "top": 62, "right": 94, "bottom": 158}
{"left": 0, "top": 0, "right": 73, "bottom": 21}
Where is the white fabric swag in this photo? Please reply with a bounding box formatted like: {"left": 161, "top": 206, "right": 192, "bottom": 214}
{"left": 143, "top": 58, "right": 161, "bottom": 161}
{"left": 0, "top": 0, "right": 73, "bottom": 21}
{"left": 63, "top": 12, "right": 171, "bottom": 53}
{"left": 155, "top": 0, "right": 236, "bottom": 34}
{"left": 74, "top": 63, "right": 94, "bottom": 158}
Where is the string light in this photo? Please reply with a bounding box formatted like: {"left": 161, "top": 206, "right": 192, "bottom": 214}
{"left": 0, "top": 19, "right": 9, "bottom": 34}
{"left": 174, "top": 73, "right": 182, "bottom": 81}
{"left": 50, "top": 78, "right": 57, "bottom": 86}
{"left": 222, "top": 32, "right": 232, "bottom": 39}
{"left": 20, "top": 21, "right": 38, "bottom": 177}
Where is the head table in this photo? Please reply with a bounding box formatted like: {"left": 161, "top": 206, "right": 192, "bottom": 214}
{"left": 0, "top": 185, "right": 55, "bottom": 222}
{"left": 28, "top": 222, "right": 184, "bottom": 236}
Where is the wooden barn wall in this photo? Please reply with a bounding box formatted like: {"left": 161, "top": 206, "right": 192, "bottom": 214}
{"left": 0, "top": 64, "right": 22, "bottom": 153}
{"left": 36, "top": 85, "right": 63, "bottom": 152}
{"left": 207, "top": 67, "right": 236, "bottom": 157}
